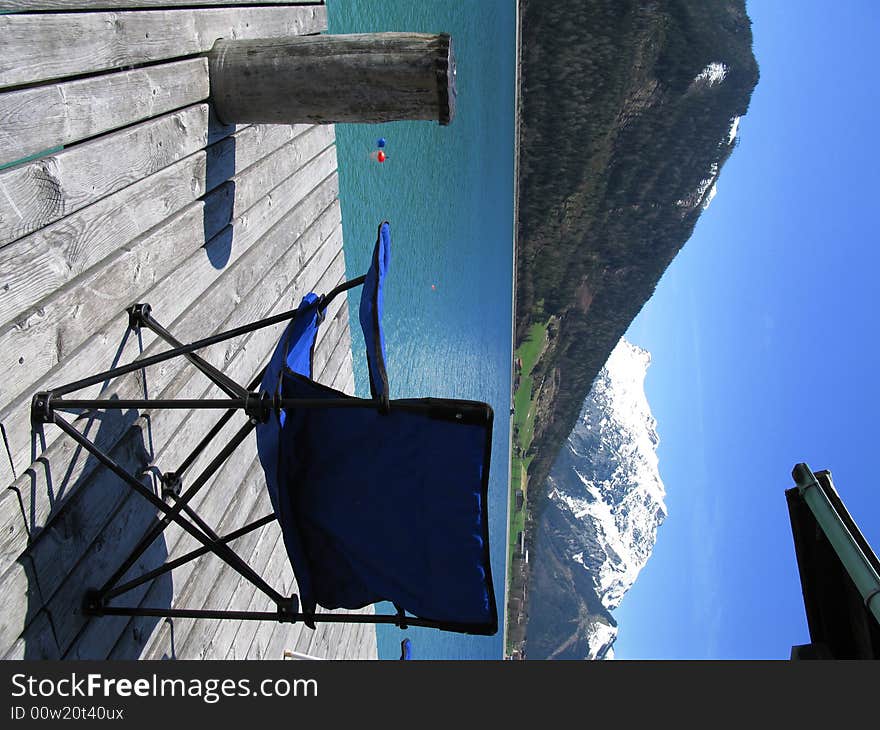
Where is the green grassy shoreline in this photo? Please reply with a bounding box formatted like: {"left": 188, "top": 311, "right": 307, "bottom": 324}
{"left": 506, "top": 320, "right": 548, "bottom": 655}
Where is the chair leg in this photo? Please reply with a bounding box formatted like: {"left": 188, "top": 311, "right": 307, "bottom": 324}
{"left": 101, "top": 514, "right": 277, "bottom": 602}
{"left": 93, "top": 420, "right": 285, "bottom": 605}
{"left": 129, "top": 304, "right": 247, "bottom": 400}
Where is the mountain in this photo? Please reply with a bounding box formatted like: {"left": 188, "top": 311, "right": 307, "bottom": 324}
{"left": 516, "top": 0, "right": 759, "bottom": 498}
{"left": 525, "top": 338, "right": 665, "bottom": 660}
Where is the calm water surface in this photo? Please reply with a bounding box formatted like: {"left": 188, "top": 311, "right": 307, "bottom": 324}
{"left": 327, "top": 0, "right": 516, "bottom": 659}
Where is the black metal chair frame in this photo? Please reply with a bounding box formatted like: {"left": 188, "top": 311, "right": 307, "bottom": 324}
{"left": 30, "top": 274, "right": 445, "bottom": 631}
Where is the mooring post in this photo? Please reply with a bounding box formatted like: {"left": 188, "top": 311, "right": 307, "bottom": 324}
{"left": 208, "top": 32, "right": 456, "bottom": 126}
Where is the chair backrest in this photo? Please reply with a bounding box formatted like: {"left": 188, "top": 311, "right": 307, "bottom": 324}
{"left": 256, "top": 221, "right": 497, "bottom": 635}
{"left": 359, "top": 221, "right": 392, "bottom": 406}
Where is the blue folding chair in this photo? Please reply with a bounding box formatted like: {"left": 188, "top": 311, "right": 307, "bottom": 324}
{"left": 35, "top": 222, "right": 498, "bottom": 637}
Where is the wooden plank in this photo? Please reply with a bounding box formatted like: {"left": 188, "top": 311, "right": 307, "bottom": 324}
{"left": 358, "top": 621, "right": 378, "bottom": 659}
{"left": 281, "top": 606, "right": 344, "bottom": 659}
{"left": 225, "top": 124, "right": 335, "bottom": 218}
{"left": 0, "top": 151, "right": 208, "bottom": 329}
{"left": 310, "top": 302, "right": 350, "bottom": 384}
{"left": 1, "top": 1, "right": 323, "bottom": 11}
{"left": 0, "top": 123, "right": 323, "bottom": 408}
{"left": 318, "top": 284, "right": 355, "bottom": 388}
{"left": 173, "top": 492, "right": 277, "bottom": 660}
{"left": 248, "top": 595, "right": 292, "bottom": 659}
{"left": 330, "top": 606, "right": 377, "bottom": 660}
{"left": 265, "top": 614, "right": 305, "bottom": 660}
{"left": 331, "top": 616, "right": 356, "bottom": 659}
{"left": 0, "top": 136, "right": 337, "bottom": 488}
{"left": 0, "top": 58, "right": 209, "bottom": 168}
{"left": 0, "top": 487, "right": 25, "bottom": 571}
{"left": 0, "top": 104, "right": 225, "bottom": 248}
{"left": 221, "top": 528, "right": 294, "bottom": 660}
{"left": 42, "top": 208, "right": 347, "bottom": 656}
{"left": 0, "top": 120, "right": 323, "bottom": 334}
{"left": 0, "top": 6, "right": 327, "bottom": 90}
{"left": 351, "top": 611, "right": 379, "bottom": 659}
{"left": 197, "top": 524, "right": 286, "bottom": 660}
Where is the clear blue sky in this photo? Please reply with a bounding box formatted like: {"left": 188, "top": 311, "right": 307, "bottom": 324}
{"left": 613, "top": 0, "right": 880, "bottom": 659}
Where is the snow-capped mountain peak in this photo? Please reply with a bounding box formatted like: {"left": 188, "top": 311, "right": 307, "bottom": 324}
{"left": 535, "top": 337, "right": 666, "bottom": 658}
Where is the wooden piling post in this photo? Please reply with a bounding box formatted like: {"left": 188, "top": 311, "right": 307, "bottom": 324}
{"left": 208, "top": 32, "right": 457, "bottom": 126}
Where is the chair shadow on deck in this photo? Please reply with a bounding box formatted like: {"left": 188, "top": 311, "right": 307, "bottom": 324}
{"left": 22, "top": 328, "right": 171, "bottom": 659}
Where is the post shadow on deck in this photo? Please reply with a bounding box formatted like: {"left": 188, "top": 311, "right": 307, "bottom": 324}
{"left": 203, "top": 108, "right": 236, "bottom": 270}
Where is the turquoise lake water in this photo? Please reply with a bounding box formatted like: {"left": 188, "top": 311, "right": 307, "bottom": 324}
{"left": 327, "top": 0, "right": 516, "bottom": 659}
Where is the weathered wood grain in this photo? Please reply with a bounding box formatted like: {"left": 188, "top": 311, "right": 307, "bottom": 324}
{"left": 194, "top": 522, "right": 285, "bottom": 660}
{"left": 213, "top": 527, "right": 290, "bottom": 660}
{"left": 0, "top": 6, "right": 327, "bottom": 90}
{"left": 0, "top": 123, "right": 324, "bottom": 408}
{"left": 0, "top": 58, "right": 209, "bottom": 168}
{"left": 0, "top": 121, "right": 325, "bottom": 335}
{"left": 0, "top": 142, "right": 337, "bottom": 489}
{"left": 209, "top": 33, "right": 456, "bottom": 125}
{"left": 0, "top": 105, "right": 226, "bottom": 248}
{"left": 290, "top": 605, "right": 320, "bottom": 657}
{"left": 317, "top": 275, "right": 356, "bottom": 386}
{"left": 0, "top": 154, "right": 206, "bottom": 330}
{"left": 224, "top": 124, "right": 335, "bottom": 218}
{"left": 357, "top": 619, "right": 379, "bottom": 658}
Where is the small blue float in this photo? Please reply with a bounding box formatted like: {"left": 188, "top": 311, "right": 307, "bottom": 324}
{"left": 399, "top": 638, "right": 412, "bottom": 660}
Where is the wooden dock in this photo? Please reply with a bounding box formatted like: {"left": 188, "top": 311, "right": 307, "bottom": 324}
{"left": 0, "top": 1, "right": 377, "bottom": 660}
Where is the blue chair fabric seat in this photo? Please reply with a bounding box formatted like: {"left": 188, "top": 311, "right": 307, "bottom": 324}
{"left": 256, "top": 222, "right": 497, "bottom": 635}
